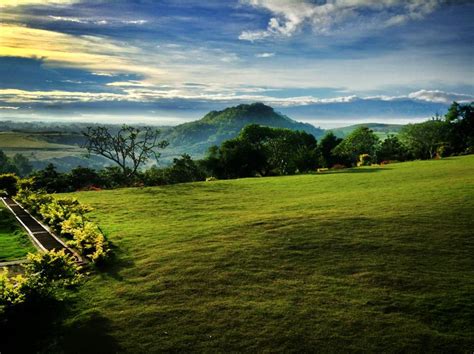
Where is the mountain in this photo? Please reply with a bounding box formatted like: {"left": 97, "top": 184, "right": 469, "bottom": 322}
{"left": 329, "top": 123, "right": 405, "bottom": 139}
{"left": 161, "top": 103, "right": 325, "bottom": 159}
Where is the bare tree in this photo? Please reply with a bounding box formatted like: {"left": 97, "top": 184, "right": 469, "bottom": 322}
{"left": 82, "top": 125, "right": 168, "bottom": 177}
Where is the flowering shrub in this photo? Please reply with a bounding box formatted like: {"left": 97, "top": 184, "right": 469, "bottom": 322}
{"left": 61, "top": 215, "right": 109, "bottom": 263}
{"left": 15, "top": 184, "right": 110, "bottom": 264}
{"left": 0, "top": 250, "right": 82, "bottom": 313}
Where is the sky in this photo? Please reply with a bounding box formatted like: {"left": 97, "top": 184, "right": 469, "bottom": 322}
{"left": 0, "top": 0, "right": 473, "bottom": 128}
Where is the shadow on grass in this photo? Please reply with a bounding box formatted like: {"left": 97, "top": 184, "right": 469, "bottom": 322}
{"left": 51, "top": 311, "right": 122, "bottom": 354}
{"left": 317, "top": 167, "right": 391, "bottom": 175}
{"left": 0, "top": 298, "right": 121, "bottom": 354}
{"left": 96, "top": 244, "right": 135, "bottom": 281}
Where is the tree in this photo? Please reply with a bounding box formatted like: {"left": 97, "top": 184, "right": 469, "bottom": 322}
{"left": 203, "top": 124, "right": 319, "bottom": 178}
{"left": 12, "top": 154, "right": 33, "bottom": 176}
{"left": 400, "top": 118, "right": 450, "bottom": 159}
{"left": 318, "top": 132, "right": 343, "bottom": 167}
{"left": 333, "top": 127, "right": 380, "bottom": 166}
{"left": 31, "top": 163, "right": 68, "bottom": 193}
{"left": 444, "top": 101, "right": 474, "bottom": 154}
{"left": 0, "top": 150, "right": 19, "bottom": 175}
{"left": 82, "top": 125, "right": 168, "bottom": 178}
{"left": 67, "top": 166, "right": 102, "bottom": 191}
{"left": 376, "top": 135, "right": 409, "bottom": 163}
{"left": 163, "top": 154, "right": 206, "bottom": 184}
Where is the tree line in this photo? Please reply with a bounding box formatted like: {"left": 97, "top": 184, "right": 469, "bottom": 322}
{"left": 0, "top": 102, "right": 472, "bottom": 194}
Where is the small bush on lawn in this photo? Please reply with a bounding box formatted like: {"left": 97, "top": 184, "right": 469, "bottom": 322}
{"left": 357, "top": 154, "right": 372, "bottom": 167}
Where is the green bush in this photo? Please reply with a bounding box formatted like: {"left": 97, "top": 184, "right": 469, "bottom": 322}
{"left": 61, "top": 215, "right": 110, "bottom": 263}
{"left": 0, "top": 250, "right": 82, "bottom": 313}
{"left": 0, "top": 173, "right": 19, "bottom": 196}
{"left": 15, "top": 186, "right": 110, "bottom": 264}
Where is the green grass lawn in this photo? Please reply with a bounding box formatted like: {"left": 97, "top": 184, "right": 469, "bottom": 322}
{"left": 24, "top": 156, "right": 474, "bottom": 352}
{"left": 0, "top": 203, "right": 36, "bottom": 261}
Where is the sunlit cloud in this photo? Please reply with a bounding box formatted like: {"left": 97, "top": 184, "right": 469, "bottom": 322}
{"left": 0, "top": 24, "right": 164, "bottom": 78}
{"left": 0, "top": 0, "right": 77, "bottom": 7}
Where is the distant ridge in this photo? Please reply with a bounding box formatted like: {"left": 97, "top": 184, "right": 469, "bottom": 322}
{"left": 162, "top": 102, "right": 324, "bottom": 158}
{"left": 329, "top": 123, "right": 404, "bottom": 139}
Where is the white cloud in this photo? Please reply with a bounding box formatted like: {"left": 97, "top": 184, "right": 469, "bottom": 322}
{"left": 48, "top": 16, "right": 148, "bottom": 26}
{"left": 408, "top": 89, "right": 474, "bottom": 104}
{"left": 106, "top": 81, "right": 154, "bottom": 87}
{"left": 1, "top": 87, "right": 471, "bottom": 108}
{"left": 123, "top": 20, "right": 148, "bottom": 25}
{"left": 239, "top": 0, "right": 444, "bottom": 41}
{"left": 239, "top": 30, "right": 271, "bottom": 41}
{"left": 0, "top": 87, "right": 360, "bottom": 107}
{"left": 256, "top": 52, "right": 275, "bottom": 58}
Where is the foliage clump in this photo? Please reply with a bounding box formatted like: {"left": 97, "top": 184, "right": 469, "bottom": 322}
{"left": 0, "top": 173, "right": 19, "bottom": 196}
{"left": 16, "top": 185, "right": 110, "bottom": 264}
{"left": 0, "top": 250, "right": 82, "bottom": 314}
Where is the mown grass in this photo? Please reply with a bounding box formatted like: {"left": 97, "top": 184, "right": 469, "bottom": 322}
{"left": 0, "top": 203, "right": 36, "bottom": 261}
{"left": 27, "top": 156, "right": 474, "bottom": 352}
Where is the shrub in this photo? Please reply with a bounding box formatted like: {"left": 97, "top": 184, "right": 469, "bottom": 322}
{"left": 0, "top": 269, "right": 27, "bottom": 307}
{"left": 0, "top": 173, "right": 19, "bottom": 196}
{"left": 61, "top": 215, "right": 109, "bottom": 263}
{"left": 0, "top": 250, "right": 82, "bottom": 313}
{"left": 15, "top": 187, "right": 110, "bottom": 264}
{"left": 357, "top": 154, "right": 372, "bottom": 167}
{"left": 24, "top": 250, "right": 82, "bottom": 287}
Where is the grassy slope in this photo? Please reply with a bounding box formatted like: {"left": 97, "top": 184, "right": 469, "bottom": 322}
{"left": 0, "top": 204, "right": 35, "bottom": 261}
{"left": 55, "top": 156, "right": 473, "bottom": 352}
{"left": 0, "top": 132, "right": 84, "bottom": 161}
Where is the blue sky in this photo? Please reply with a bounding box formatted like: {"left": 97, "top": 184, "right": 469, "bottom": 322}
{"left": 0, "top": 0, "right": 473, "bottom": 127}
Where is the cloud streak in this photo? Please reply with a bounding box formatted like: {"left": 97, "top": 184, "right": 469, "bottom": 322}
{"left": 408, "top": 89, "right": 474, "bottom": 104}
{"left": 1, "top": 87, "right": 469, "bottom": 108}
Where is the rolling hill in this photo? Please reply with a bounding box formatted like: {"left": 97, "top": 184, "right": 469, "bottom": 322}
{"left": 161, "top": 102, "right": 325, "bottom": 159}
{"left": 330, "top": 123, "right": 404, "bottom": 139}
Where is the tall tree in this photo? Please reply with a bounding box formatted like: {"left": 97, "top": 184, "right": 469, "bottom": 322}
{"left": 376, "top": 135, "right": 409, "bottom": 163}
{"left": 333, "top": 127, "right": 380, "bottom": 165}
{"left": 400, "top": 119, "right": 449, "bottom": 159}
{"left": 318, "top": 132, "right": 343, "bottom": 167}
{"left": 444, "top": 101, "right": 474, "bottom": 154}
{"left": 83, "top": 125, "right": 168, "bottom": 178}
